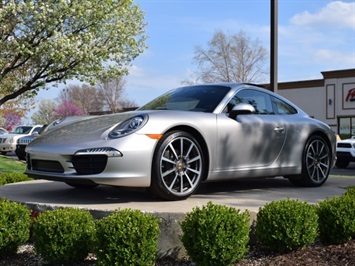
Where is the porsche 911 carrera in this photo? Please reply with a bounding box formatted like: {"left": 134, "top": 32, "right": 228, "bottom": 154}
{"left": 25, "top": 83, "right": 337, "bottom": 200}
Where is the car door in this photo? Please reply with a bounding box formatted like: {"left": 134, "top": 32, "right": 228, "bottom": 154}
{"left": 216, "top": 89, "right": 287, "bottom": 170}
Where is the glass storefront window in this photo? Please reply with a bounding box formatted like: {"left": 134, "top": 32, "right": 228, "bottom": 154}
{"left": 338, "top": 117, "right": 355, "bottom": 139}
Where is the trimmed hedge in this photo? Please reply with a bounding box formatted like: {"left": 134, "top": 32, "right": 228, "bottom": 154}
{"left": 95, "top": 209, "right": 160, "bottom": 266}
{"left": 317, "top": 193, "right": 355, "bottom": 244}
{"left": 0, "top": 198, "right": 31, "bottom": 256}
{"left": 180, "top": 201, "right": 250, "bottom": 266}
{"left": 255, "top": 198, "right": 318, "bottom": 252}
{"left": 33, "top": 208, "right": 95, "bottom": 264}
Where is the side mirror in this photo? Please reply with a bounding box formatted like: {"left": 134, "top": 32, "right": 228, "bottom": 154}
{"left": 32, "top": 132, "right": 40, "bottom": 137}
{"left": 228, "top": 103, "right": 256, "bottom": 120}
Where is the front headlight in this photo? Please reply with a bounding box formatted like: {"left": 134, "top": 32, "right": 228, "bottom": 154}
{"left": 108, "top": 114, "right": 148, "bottom": 139}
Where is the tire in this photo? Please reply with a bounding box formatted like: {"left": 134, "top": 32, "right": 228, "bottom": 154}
{"left": 65, "top": 182, "right": 98, "bottom": 189}
{"left": 15, "top": 149, "right": 26, "bottom": 161}
{"left": 288, "top": 135, "right": 332, "bottom": 187}
{"left": 1, "top": 152, "right": 7, "bottom": 155}
{"left": 150, "top": 131, "right": 206, "bottom": 201}
{"left": 335, "top": 160, "right": 349, "bottom": 169}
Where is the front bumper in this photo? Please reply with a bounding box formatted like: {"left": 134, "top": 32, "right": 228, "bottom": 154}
{"left": 336, "top": 151, "right": 355, "bottom": 162}
{"left": 0, "top": 144, "right": 16, "bottom": 152}
{"left": 25, "top": 133, "right": 158, "bottom": 187}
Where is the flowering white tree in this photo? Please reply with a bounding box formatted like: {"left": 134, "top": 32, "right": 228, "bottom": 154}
{"left": 0, "top": 0, "right": 147, "bottom": 107}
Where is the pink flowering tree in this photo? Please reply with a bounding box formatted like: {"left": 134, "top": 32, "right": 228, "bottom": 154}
{"left": 4, "top": 112, "right": 22, "bottom": 131}
{"left": 53, "top": 100, "right": 84, "bottom": 119}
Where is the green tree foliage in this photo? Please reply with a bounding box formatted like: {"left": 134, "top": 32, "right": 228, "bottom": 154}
{"left": 0, "top": 0, "right": 147, "bottom": 107}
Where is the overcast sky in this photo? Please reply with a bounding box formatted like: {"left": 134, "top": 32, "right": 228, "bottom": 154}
{"left": 31, "top": 0, "right": 354, "bottom": 120}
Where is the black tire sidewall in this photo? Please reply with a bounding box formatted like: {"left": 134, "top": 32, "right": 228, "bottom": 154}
{"left": 302, "top": 135, "right": 331, "bottom": 186}
{"left": 151, "top": 130, "right": 205, "bottom": 200}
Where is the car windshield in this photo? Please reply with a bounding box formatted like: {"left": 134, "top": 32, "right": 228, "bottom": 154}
{"left": 139, "top": 85, "right": 231, "bottom": 112}
{"left": 10, "top": 126, "right": 33, "bottom": 134}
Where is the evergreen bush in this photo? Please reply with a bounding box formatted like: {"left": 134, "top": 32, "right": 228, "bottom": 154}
{"left": 0, "top": 198, "right": 31, "bottom": 256}
{"left": 180, "top": 201, "right": 250, "bottom": 266}
{"left": 317, "top": 193, "right": 355, "bottom": 244}
{"left": 33, "top": 207, "right": 95, "bottom": 264}
{"left": 255, "top": 198, "right": 318, "bottom": 252}
{"left": 95, "top": 208, "right": 160, "bottom": 266}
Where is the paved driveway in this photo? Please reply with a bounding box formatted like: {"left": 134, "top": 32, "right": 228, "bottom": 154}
{"left": 1, "top": 175, "right": 354, "bottom": 214}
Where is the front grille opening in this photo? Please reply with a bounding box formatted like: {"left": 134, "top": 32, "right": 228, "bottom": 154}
{"left": 31, "top": 160, "right": 64, "bottom": 173}
{"left": 71, "top": 155, "right": 107, "bottom": 175}
{"left": 337, "top": 143, "right": 352, "bottom": 148}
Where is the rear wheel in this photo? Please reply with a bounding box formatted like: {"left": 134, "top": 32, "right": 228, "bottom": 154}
{"left": 288, "top": 135, "right": 332, "bottom": 187}
{"left": 150, "top": 131, "right": 205, "bottom": 200}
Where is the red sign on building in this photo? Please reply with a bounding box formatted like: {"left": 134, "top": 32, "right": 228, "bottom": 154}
{"left": 345, "top": 88, "right": 355, "bottom": 102}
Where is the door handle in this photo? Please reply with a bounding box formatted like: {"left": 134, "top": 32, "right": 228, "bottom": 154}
{"left": 274, "top": 126, "right": 285, "bottom": 134}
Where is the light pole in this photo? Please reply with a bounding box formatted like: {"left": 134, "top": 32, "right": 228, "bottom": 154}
{"left": 271, "top": 0, "right": 278, "bottom": 92}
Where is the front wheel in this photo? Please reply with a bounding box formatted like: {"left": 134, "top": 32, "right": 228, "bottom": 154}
{"left": 288, "top": 135, "right": 332, "bottom": 187}
{"left": 150, "top": 131, "right": 206, "bottom": 201}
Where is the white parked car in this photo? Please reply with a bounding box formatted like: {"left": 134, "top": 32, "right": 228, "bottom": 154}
{"left": 336, "top": 136, "right": 355, "bottom": 168}
{"left": 0, "top": 127, "right": 8, "bottom": 135}
{"left": 16, "top": 117, "right": 92, "bottom": 160}
{"left": 0, "top": 125, "right": 43, "bottom": 155}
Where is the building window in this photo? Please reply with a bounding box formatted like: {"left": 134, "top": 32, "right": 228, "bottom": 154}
{"left": 338, "top": 117, "right": 355, "bottom": 139}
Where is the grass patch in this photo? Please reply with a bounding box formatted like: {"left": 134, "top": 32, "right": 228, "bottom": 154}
{"left": 0, "top": 156, "right": 31, "bottom": 185}
{"left": 0, "top": 155, "right": 26, "bottom": 174}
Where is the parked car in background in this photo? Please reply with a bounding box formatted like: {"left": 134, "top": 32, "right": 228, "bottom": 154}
{"left": 336, "top": 136, "right": 355, "bottom": 168}
{"left": 15, "top": 116, "right": 92, "bottom": 160}
{"left": 0, "top": 125, "right": 43, "bottom": 155}
{"left": 25, "top": 83, "right": 337, "bottom": 200}
{"left": 15, "top": 125, "right": 48, "bottom": 160}
{"left": 0, "top": 127, "right": 8, "bottom": 135}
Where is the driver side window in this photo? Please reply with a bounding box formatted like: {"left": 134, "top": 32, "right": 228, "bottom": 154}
{"left": 225, "top": 89, "right": 274, "bottom": 114}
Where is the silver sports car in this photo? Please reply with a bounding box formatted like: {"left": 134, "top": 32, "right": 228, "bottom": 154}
{"left": 25, "top": 83, "right": 337, "bottom": 200}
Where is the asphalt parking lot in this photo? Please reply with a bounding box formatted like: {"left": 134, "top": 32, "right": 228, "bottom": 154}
{"left": 1, "top": 156, "right": 354, "bottom": 214}
{"left": 1, "top": 154, "right": 354, "bottom": 257}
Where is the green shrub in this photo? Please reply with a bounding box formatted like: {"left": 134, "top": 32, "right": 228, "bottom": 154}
{"left": 95, "top": 208, "right": 160, "bottom": 266}
{"left": 255, "top": 198, "right": 318, "bottom": 252}
{"left": 0, "top": 173, "right": 32, "bottom": 185}
{"left": 317, "top": 193, "right": 355, "bottom": 244}
{"left": 180, "top": 201, "right": 250, "bottom": 266}
{"left": 33, "top": 207, "right": 95, "bottom": 264}
{"left": 0, "top": 198, "right": 31, "bottom": 256}
{"left": 343, "top": 186, "right": 355, "bottom": 197}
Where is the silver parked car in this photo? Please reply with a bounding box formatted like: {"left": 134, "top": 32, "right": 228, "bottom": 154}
{"left": 25, "top": 83, "right": 337, "bottom": 200}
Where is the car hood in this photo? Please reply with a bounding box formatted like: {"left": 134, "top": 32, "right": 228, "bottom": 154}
{"left": 0, "top": 133, "right": 26, "bottom": 139}
{"left": 337, "top": 137, "right": 355, "bottom": 144}
{"left": 29, "top": 112, "right": 139, "bottom": 146}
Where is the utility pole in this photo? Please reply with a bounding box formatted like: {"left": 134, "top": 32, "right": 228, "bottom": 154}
{"left": 270, "top": 0, "right": 278, "bottom": 92}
